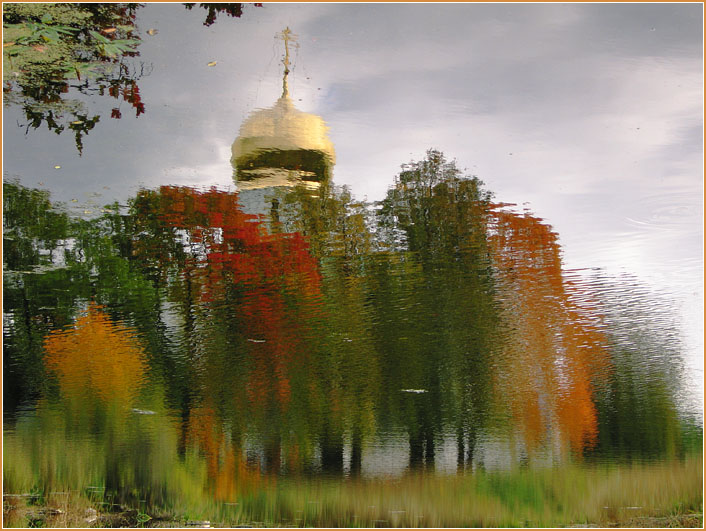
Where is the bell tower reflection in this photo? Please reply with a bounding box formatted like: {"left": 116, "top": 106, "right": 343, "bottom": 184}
{"left": 231, "top": 27, "right": 335, "bottom": 218}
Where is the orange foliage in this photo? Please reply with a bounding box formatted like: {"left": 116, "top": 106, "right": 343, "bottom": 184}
{"left": 187, "top": 405, "right": 223, "bottom": 480}
{"left": 43, "top": 304, "right": 147, "bottom": 406}
{"left": 215, "top": 447, "right": 270, "bottom": 500}
{"left": 488, "top": 205, "right": 608, "bottom": 456}
{"left": 187, "top": 403, "right": 268, "bottom": 499}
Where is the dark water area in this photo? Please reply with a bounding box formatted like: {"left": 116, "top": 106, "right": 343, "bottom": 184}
{"left": 2, "top": 3, "right": 703, "bottom": 527}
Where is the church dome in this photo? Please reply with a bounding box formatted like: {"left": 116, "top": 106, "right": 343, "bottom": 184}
{"left": 231, "top": 28, "right": 335, "bottom": 190}
{"left": 233, "top": 96, "right": 335, "bottom": 163}
{"left": 231, "top": 95, "right": 335, "bottom": 189}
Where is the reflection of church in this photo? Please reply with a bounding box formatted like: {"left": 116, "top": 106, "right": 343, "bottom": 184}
{"left": 231, "top": 28, "right": 335, "bottom": 217}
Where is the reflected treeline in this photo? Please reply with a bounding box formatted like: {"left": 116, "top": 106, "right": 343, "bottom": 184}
{"left": 3, "top": 151, "right": 700, "bottom": 504}
{"left": 488, "top": 207, "right": 609, "bottom": 457}
{"left": 582, "top": 273, "right": 699, "bottom": 460}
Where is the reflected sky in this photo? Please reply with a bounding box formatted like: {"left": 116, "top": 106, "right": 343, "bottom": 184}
{"left": 3, "top": 3, "right": 703, "bottom": 401}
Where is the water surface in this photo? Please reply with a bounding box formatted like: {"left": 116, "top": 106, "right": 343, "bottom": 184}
{"left": 2, "top": 3, "right": 702, "bottom": 527}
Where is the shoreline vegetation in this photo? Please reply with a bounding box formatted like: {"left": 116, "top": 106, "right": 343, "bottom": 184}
{"left": 3, "top": 453, "right": 702, "bottom": 528}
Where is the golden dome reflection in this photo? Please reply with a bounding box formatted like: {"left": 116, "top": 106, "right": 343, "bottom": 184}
{"left": 231, "top": 28, "right": 335, "bottom": 191}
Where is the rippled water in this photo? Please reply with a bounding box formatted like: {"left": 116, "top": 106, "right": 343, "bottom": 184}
{"left": 3, "top": 3, "right": 703, "bottom": 527}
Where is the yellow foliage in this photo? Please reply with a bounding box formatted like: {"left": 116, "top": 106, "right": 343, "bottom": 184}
{"left": 43, "top": 304, "right": 147, "bottom": 406}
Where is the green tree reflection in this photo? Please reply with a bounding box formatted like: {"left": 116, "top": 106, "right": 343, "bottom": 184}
{"left": 376, "top": 150, "right": 498, "bottom": 470}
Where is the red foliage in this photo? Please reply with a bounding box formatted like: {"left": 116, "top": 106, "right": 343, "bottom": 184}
{"left": 123, "top": 81, "right": 145, "bottom": 116}
{"left": 107, "top": 80, "right": 144, "bottom": 117}
{"left": 153, "top": 186, "right": 323, "bottom": 410}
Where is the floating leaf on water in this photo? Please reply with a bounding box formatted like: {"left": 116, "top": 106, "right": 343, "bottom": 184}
{"left": 146, "top": 28, "right": 158, "bottom": 36}
{"left": 207, "top": 61, "right": 217, "bottom": 67}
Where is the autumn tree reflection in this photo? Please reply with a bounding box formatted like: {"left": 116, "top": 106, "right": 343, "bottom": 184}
{"left": 44, "top": 303, "right": 147, "bottom": 407}
{"left": 41, "top": 304, "right": 158, "bottom": 500}
{"left": 488, "top": 206, "right": 608, "bottom": 458}
{"left": 3, "top": 153, "right": 695, "bottom": 509}
{"left": 132, "top": 186, "right": 326, "bottom": 477}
